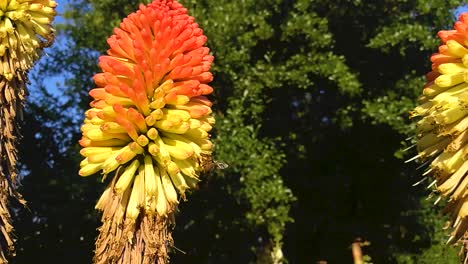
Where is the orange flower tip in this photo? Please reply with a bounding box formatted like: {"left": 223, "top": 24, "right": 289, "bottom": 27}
{"left": 191, "top": 96, "right": 213, "bottom": 107}
{"left": 112, "top": 103, "right": 126, "bottom": 115}
{"left": 94, "top": 111, "right": 106, "bottom": 121}
{"left": 85, "top": 110, "right": 99, "bottom": 119}
{"left": 454, "top": 22, "right": 466, "bottom": 32}
{"left": 127, "top": 108, "right": 148, "bottom": 132}
{"left": 439, "top": 44, "right": 448, "bottom": 54}
{"left": 136, "top": 100, "right": 152, "bottom": 117}
{"left": 187, "top": 107, "right": 211, "bottom": 118}
{"left": 199, "top": 84, "right": 214, "bottom": 95}
{"left": 460, "top": 13, "right": 468, "bottom": 21}
{"left": 168, "top": 65, "right": 193, "bottom": 80}
{"left": 430, "top": 54, "right": 457, "bottom": 65}
{"left": 137, "top": 135, "right": 149, "bottom": 147}
{"left": 131, "top": 78, "right": 146, "bottom": 95}
{"left": 79, "top": 138, "right": 92, "bottom": 147}
{"left": 175, "top": 80, "right": 200, "bottom": 89}
{"left": 104, "top": 84, "right": 127, "bottom": 97}
{"left": 115, "top": 117, "right": 140, "bottom": 141}
{"left": 164, "top": 91, "right": 178, "bottom": 102}
{"left": 89, "top": 88, "right": 105, "bottom": 98}
{"left": 204, "top": 54, "right": 214, "bottom": 62}
{"left": 93, "top": 73, "right": 107, "bottom": 86}
{"left": 193, "top": 72, "right": 213, "bottom": 83}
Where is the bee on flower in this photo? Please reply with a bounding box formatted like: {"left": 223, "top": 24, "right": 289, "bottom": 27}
{"left": 77, "top": 0, "right": 216, "bottom": 262}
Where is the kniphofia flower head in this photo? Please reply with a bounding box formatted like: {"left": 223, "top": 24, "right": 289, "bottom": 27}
{"left": 410, "top": 13, "right": 468, "bottom": 245}
{"left": 0, "top": 0, "right": 56, "bottom": 80}
{"left": 78, "top": 0, "right": 214, "bottom": 262}
{"left": 0, "top": 1, "right": 56, "bottom": 262}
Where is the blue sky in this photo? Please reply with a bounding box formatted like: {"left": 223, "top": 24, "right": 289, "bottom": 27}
{"left": 29, "top": 0, "right": 70, "bottom": 102}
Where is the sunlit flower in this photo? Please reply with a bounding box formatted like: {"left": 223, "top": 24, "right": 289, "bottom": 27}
{"left": 78, "top": 0, "right": 215, "bottom": 262}
{"left": 0, "top": 1, "right": 56, "bottom": 262}
{"left": 0, "top": 0, "right": 56, "bottom": 80}
{"left": 410, "top": 13, "right": 468, "bottom": 244}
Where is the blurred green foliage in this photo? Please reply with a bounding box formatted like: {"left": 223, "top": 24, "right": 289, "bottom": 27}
{"left": 9, "top": 0, "right": 468, "bottom": 263}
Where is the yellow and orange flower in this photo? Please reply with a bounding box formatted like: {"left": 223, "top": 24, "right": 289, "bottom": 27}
{"left": 79, "top": 0, "right": 214, "bottom": 222}
{"left": 411, "top": 13, "right": 468, "bottom": 243}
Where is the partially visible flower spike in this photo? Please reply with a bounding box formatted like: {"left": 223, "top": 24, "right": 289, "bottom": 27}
{"left": 0, "top": 0, "right": 56, "bottom": 263}
{"left": 410, "top": 12, "right": 468, "bottom": 252}
{"left": 78, "top": 1, "right": 216, "bottom": 263}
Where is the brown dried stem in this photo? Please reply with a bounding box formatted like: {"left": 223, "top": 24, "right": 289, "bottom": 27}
{"left": 94, "top": 178, "right": 174, "bottom": 264}
{"left": 0, "top": 75, "right": 28, "bottom": 263}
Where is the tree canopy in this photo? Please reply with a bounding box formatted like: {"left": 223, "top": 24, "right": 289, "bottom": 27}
{"left": 9, "top": 0, "right": 468, "bottom": 263}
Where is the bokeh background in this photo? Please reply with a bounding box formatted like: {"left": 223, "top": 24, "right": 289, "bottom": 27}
{"left": 10, "top": 0, "right": 468, "bottom": 263}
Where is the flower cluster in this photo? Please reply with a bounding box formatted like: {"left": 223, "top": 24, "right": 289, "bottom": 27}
{"left": 411, "top": 13, "right": 468, "bottom": 243}
{"left": 79, "top": 0, "right": 214, "bottom": 226}
{"left": 0, "top": 0, "right": 56, "bottom": 80}
{"left": 0, "top": 1, "right": 56, "bottom": 262}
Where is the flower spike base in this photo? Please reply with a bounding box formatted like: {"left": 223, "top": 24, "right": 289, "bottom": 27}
{"left": 0, "top": 1, "right": 56, "bottom": 262}
{"left": 410, "top": 12, "right": 468, "bottom": 255}
{"left": 77, "top": 1, "right": 215, "bottom": 263}
{"left": 94, "top": 177, "right": 174, "bottom": 264}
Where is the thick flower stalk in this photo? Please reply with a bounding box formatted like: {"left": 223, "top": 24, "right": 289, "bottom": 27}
{"left": 0, "top": 0, "right": 55, "bottom": 262}
{"left": 410, "top": 13, "right": 468, "bottom": 247}
{"left": 78, "top": 1, "right": 214, "bottom": 263}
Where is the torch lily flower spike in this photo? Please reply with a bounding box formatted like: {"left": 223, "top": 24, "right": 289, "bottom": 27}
{"left": 0, "top": 0, "right": 56, "bottom": 262}
{"left": 78, "top": 1, "right": 215, "bottom": 263}
{"left": 410, "top": 13, "right": 468, "bottom": 250}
